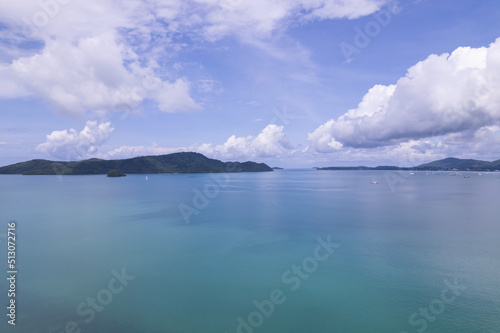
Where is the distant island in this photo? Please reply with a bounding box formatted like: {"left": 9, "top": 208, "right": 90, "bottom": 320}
{"left": 316, "top": 157, "right": 500, "bottom": 172}
{"left": 0, "top": 152, "right": 273, "bottom": 175}
{"left": 272, "top": 167, "right": 284, "bottom": 170}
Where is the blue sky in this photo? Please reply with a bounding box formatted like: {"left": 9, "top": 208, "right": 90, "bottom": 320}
{"left": 1, "top": 0, "right": 500, "bottom": 168}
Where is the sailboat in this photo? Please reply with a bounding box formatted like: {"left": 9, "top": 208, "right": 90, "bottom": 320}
{"left": 145, "top": 176, "right": 148, "bottom": 181}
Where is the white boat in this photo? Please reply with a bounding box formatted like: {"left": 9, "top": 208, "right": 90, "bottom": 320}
{"left": 145, "top": 176, "right": 148, "bottom": 180}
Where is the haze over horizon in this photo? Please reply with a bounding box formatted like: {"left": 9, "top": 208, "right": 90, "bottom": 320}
{"left": 1, "top": 0, "right": 500, "bottom": 168}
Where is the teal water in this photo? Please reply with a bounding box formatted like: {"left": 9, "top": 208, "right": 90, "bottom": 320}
{"left": 0, "top": 170, "right": 499, "bottom": 333}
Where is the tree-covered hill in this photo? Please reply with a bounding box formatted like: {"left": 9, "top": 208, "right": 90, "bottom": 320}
{"left": 316, "top": 157, "right": 500, "bottom": 171}
{"left": 0, "top": 152, "right": 273, "bottom": 175}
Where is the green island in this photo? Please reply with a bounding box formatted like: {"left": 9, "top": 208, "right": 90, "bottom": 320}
{"left": 316, "top": 157, "right": 500, "bottom": 172}
{"left": 0, "top": 152, "right": 273, "bottom": 175}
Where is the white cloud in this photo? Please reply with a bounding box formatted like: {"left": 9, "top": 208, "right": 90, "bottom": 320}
{"left": 5, "top": 34, "right": 138, "bottom": 115}
{"left": 307, "top": 119, "right": 343, "bottom": 153}
{"left": 0, "top": 0, "right": 390, "bottom": 43}
{"left": 196, "top": 124, "right": 295, "bottom": 159}
{"left": 301, "top": 0, "right": 390, "bottom": 20}
{"left": 37, "top": 122, "right": 500, "bottom": 166}
{"left": 303, "top": 123, "right": 500, "bottom": 167}
{"left": 309, "top": 38, "right": 500, "bottom": 153}
{"left": 34, "top": 123, "right": 296, "bottom": 161}
{"left": 100, "top": 144, "right": 187, "bottom": 160}
{"left": 36, "top": 121, "right": 114, "bottom": 160}
{"left": 368, "top": 126, "right": 500, "bottom": 165}
{"left": 189, "top": 0, "right": 391, "bottom": 41}
{"left": 0, "top": 32, "right": 200, "bottom": 116}
{"left": 155, "top": 79, "right": 202, "bottom": 113}
{"left": 0, "top": 0, "right": 390, "bottom": 117}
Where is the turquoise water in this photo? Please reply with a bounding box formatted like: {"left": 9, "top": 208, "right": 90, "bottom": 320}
{"left": 0, "top": 170, "right": 499, "bottom": 333}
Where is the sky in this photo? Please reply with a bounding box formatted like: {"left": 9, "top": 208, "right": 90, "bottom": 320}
{"left": 1, "top": 0, "right": 500, "bottom": 168}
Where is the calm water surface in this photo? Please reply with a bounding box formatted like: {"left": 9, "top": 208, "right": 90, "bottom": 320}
{"left": 0, "top": 170, "right": 499, "bottom": 332}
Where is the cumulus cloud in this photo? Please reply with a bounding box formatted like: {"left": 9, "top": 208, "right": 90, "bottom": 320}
{"left": 154, "top": 79, "right": 202, "bottom": 113}
{"left": 0, "top": 0, "right": 390, "bottom": 116}
{"left": 36, "top": 121, "right": 114, "bottom": 160}
{"left": 4, "top": 34, "right": 138, "bottom": 115}
{"left": 196, "top": 124, "right": 295, "bottom": 159}
{"left": 100, "top": 145, "right": 187, "bottom": 160}
{"left": 309, "top": 38, "right": 500, "bottom": 153}
{"left": 0, "top": 33, "right": 200, "bottom": 116}
{"left": 34, "top": 123, "right": 295, "bottom": 161}
{"left": 98, "top": 123, "right": 500, "bottom": 165}
{"left": 303, "top": 120, "right": 500, "bottom": 167}
{"left": 356, "top": 125, "right": 500, "bottom": 166}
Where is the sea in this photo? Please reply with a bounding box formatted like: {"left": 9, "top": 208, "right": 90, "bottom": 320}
{"left": 0, "top": 170, "right": 499, "bottom": 333}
